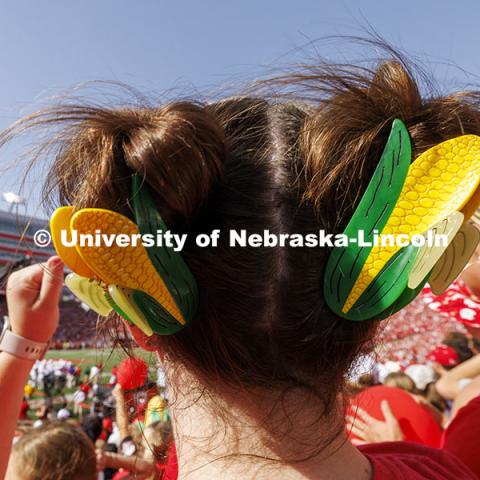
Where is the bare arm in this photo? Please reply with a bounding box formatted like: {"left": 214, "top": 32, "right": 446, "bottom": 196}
{"left": 460, "top": 261, "right": 480, "bottom": 298}
{"left": 450, "top": 376, "right": 480, "bottom": 419}
{"left": 113, "top": 384, "right": 130, "bottom": 440}
{"left": 0, "top": 258, "right": 64, "bottom": 479}
{"left": 436, "top": 354, "right": 480, "bottom": 400}
{"left": 99, "top": 450, "right": 155, "bottom": 475}
{"left": 0, "top": 354, "right": 37, "bottom": 473}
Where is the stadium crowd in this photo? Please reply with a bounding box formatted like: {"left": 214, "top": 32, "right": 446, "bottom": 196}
{"left": 3, "top": 276, "right": 480, "bottom": 479}
{"left": 13, "top": 353, "right": 173, "bottom": 480}
{"left": 0, "top": 299, "right": 98, "bottom": 350}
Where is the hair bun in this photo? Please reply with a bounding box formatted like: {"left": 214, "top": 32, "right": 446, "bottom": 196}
{"left": 368, "top": 60, "right": 422, "bottom": 115}
{"left": 121, "top": 102, "right": 225, "bottom": 223}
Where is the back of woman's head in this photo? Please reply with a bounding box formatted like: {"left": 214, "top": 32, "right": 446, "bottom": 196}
{"left": 9, "top": 422, "right": 96, "bottom": 480}
{"left": 6, "top": 46, "right": 480, "bottom": 415}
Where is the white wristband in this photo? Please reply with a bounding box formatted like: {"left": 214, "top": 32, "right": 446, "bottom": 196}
{"left": 0, "top": 329, "right": 49, "bottom": 361}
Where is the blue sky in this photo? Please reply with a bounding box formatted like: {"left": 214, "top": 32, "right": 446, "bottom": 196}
{"left": 1, "top": 0, "right": 480, "bottom": 217}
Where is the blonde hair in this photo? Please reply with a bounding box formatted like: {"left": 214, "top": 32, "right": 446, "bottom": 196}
{"left": 383, "top": 372, "right": 416, "bottom": 393}
{"left": 142, "top": 420, "right": 173, "bottom": 463}
{"left": 11, "top": 422, "right": 96, "bottom": 480}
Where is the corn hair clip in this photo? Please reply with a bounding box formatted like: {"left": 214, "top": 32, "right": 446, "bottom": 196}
{"left": 324, "top": 119, "right": 480, "bottom": 321}
{"left": 50, "top": 174, "right": 198, "bottom": 336}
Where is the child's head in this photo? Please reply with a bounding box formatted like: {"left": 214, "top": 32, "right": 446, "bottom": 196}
{"left": 7, "top": 422, "right": 96, "bottom": 480}
{"left": 7, "top": 52, "right": 480, "bottom": 425}
{"left": 383, "top": 372, "right": 416, "bottom": 393}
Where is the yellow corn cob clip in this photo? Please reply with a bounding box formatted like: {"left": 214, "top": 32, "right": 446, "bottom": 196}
{"left": 70, "top": 208, "right": 184, "bottom": 324}
{"left": 50, "top": 207, "right": 95, "bottom": 278}
{"left": 50, "top": 179, "right": 196, "bottom": 336}
{"left": 344, "top": 134, "right": 480, "bottom": 313}
{"left": 324, "top": 119, "right": 480, "bottom": 321}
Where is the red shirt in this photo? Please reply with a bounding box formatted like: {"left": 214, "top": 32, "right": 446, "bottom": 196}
{"left": 163, "top": 445, "right": 178, "bottom": 480}
{"left": 356, "top": 392, "right": 480, "bottom": 479}
{"left": 360, "top": 442, "right": 476, "bottom": 479}
{"left": 442, "top": 395, "right": 480, "bottom": 477}
{"left": 162, "top": 442, "right": 476, "bottom": 480}
{"left": 18, "top": 400, "right": 29, "bottom": 420}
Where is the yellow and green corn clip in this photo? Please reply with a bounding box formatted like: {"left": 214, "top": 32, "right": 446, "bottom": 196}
{"left": 50, "top": 175, "right": 198, "bottom": 336}
{"left": 324, "top": 119, "right": 480, "bottom": 321}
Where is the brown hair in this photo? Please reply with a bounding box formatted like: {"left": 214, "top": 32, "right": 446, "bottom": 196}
{"left": 10, "top": 422, "right": 96, "bottom": 480}
{"left": 442, "top": 331, "right": 474, "bottom": 363}
{"left": 4, "top": 47, "right": 480, "bottom": 444}
{"left": 383, "top": 372, "right": 416, "bottom": 393}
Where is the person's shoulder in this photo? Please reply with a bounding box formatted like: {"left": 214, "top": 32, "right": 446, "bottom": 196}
{"left": 359, "top": 442, "right": 476, "bottom": 479}
{"left": 441, "top": 395, "right": 480, "bottom": 478}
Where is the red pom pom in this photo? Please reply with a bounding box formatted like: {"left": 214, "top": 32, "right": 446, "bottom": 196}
{"left": 116, "top": 357, "right": 148, "bottom": 390}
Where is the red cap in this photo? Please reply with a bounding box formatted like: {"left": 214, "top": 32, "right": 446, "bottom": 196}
{"left": 427, "top": 345, "right": 460, "bottom": 367}
{"left": 80, "top": 383, "right": 91, "bottom": 393}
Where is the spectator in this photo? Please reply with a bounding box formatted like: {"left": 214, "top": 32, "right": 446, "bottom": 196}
{"left": 383, "top": 372, "right": 416, "bottom": 393}
{"left": 442, "top": 332, "right": 474, "bottom": 364}
{"left": 82, "top": 414, "right": 103, "bottom": 445}
{"left": 6, "top": 422, "right": 96, "bottom": 480}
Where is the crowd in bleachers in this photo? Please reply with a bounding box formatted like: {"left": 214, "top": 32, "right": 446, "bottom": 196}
{"left": 13, "top": 356, "right": 173, "bottom": 479}
{"left": 5, "top": 278, "right": 480, "bottom": 479}
{"left": 0, "top": 297, "right": 100, "bottom": 350}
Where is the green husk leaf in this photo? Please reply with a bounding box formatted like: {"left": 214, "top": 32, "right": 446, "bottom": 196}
{"left": 133, "top": 291, "right": 185, "bottom": 335}
{"left": 375, "top": 271, "right": 431, "bottom": 321}
{"left": 347, "top": 244, "right": 419, "bottom": 320}
{"left": 131, "top": 174, "right": 198, "bottom": 331}
{"left": 324, "top": 119, "right": 412, "bottom": 319}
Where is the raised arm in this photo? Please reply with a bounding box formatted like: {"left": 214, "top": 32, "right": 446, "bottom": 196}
{"left": 0, "top": 257, "right": 63, "bottom": 479}
{"left": 112, "top": 383, "right": 131, "bottom": 441}
{"left": 436, "top": 354, "right": 480, "bottom": 400}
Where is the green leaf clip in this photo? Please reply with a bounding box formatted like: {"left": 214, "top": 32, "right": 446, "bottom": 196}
{"left": 129, "top": 174, "right": 199, "bottom": 335}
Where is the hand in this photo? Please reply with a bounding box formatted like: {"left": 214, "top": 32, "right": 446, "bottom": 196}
{"left": 6, "top": 257, "right": 64, "bottom": 343}
{"left": 346, "top": 400, "right": 403, "bottom": 445}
